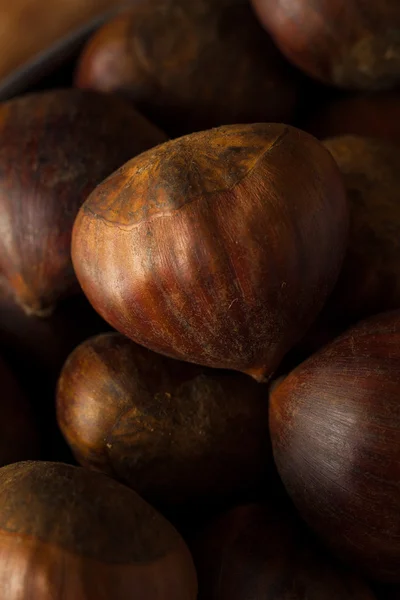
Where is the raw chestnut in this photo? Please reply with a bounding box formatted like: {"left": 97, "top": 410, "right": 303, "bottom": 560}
{"left": 75, "top": 0, "right": 300, "bottom": 135}
{"left": 0, "top": 357, "right": 38, "bottom": 465}
{"left": 0, "top": 88, "right": 166, "bottom": 317}
{"left": 71, "top": 123, "right": 348, "bottom": 381}
{"left": 56, "top": 332, "right": 271, "bottom": 514}
{"left": 251, "top": 0, "right": 400, "bottom": 90}
{"left": 0, "top": 461, "right": 197, "bottom": 599}
{"left": 269, "top": 310, "right": 400, "bottom": 582}
{"left": 321, "top": 135, "right": 400, "bottom": 322}
{"left": 192, "top": 504, "right": 376, "bottom": 599}
{"left": 306, "top": 91, "right": 400, "bottom": 142}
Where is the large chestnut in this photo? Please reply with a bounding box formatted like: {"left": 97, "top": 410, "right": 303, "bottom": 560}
{"left": 192, "top": 504, "right": 376, "bottom": 599}
{"left": 71, "top": 123, "right": 348, "bottom": 381}
{"left": 321, "top": 135, "right": 400, "bottom": 322}
{"left": 0, "top": 461, "right": 197, "bottom": 599}
{"left": 269, "top": 310, "right": 400, "bottom": 582}
{"left": 74, "top": 0, "right": 300, "bottom": 135}
{"left": 0, "top": 89, "right": 166, "bottom": 317}
{"left": 251, "top": 0, "right": 400, "bottom": 90}
{"left": 56, "top": 332, "right": 271, "bottom": 513}
{"left": 306, "top": 91, "right": 400, "bottom": 143}
{"left": 0, "top": 357, "right": 38, "bottom": 465}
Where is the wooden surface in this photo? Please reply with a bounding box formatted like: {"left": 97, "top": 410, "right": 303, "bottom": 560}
{"left": 0, "top": 0, "right": 130, "bottom": 80}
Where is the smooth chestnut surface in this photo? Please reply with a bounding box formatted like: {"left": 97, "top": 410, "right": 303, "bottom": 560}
{"left": 56, "top": 332, "right": 271, "bottom": 513}
{"left": 0, "top": 357, "right": 38, "bottom": 466}
{"left": 75, "top": 0, "right": 300, "bottom": 136}
{"left": 0, "top": 461, "right": 197, "bottom": 599}
{"left": 72, "top": 123, "right": 348, "bottom": 381}
{"left": 269, "top": 310, "right": 400, "bottom": 582}
{"left": 0, "top": 89, "right": 166, "bottom": 317}
{"left": 321, "top": 135, "right": 400, "bottom": 322}
{"left": 251, "top": 0, "right": 400, "bottom": 90}
{"left": 306, "top": 91, "right": 400, "bottom": 142}
{"left": 192, "top": 504, "right": 376, "bottom": 600}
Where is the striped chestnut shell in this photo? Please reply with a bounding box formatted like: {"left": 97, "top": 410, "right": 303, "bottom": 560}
{"left": 72, "top": 123, "right": 348, "bottom": 381}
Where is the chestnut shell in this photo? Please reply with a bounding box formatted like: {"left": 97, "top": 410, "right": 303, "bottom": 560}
{"left": 251, "top": 0, "right": 400, "bottom": 90}
{"left": 0, "top": 461, "right": 197, "bottom": 599}
{"left": 72, "top": 123, "right": 348, "bottom": 381}
{"left": 0, "top": 89, "right": 166, "bottom": 316}
{"left": 192, "top": 504, "right": 376, "bottom": 599}
{"left": 75, "top": 0, "right": 300, "bottom": 135}
{"left": 56, "top": 332, "right": 272, "bottom": 514}
{"left": 322, "top": 135, "right": 400, "bottom": 322}
{"left": 269, "top": 310, "right": 400, "bottom": 582}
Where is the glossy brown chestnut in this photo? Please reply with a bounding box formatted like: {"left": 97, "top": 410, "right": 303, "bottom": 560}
{"left": 251, "top": 0, "right": 400, "bottom": 90}
{"left": 321, "top": 135, "right": 400, "bottom": 322}
{"left": 0, "top": 89, "right": 166, "bottom": 317}
{"left": 0, "top": 461, "right": 197, "bottom": 599}
{"left": 192, "top": 504, "right": 376, "bottom": 599}
{"left": 269, "top": 310, "right": 400, "bottom": 582}
{"left": 306, "top": 91, "right": 400, "bottom": 143}
{"left": 56, "top": 332, "right": 271, "bottom": 513}
{"left": 71, "top": 123, "right": 348, "bottom": 381}
{"left": 74, "top": 0, "right": 300, "bottom": 135}
{"left": 0, "top": 357, "right": 38, "bottom": 465}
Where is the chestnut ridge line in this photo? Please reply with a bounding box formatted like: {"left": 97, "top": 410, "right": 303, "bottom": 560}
{"left": 82, "top": 127, "right": 291, "bottom": 230}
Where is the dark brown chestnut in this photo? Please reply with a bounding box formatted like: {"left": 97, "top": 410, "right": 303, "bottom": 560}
{"left": 0, "top": 88, "right": 166, "bottom": 317}
{"left": 74, "top": 0, "right": 301, "bottom": 135}
{"left": 251, "top": 0, "right": 400, "bottom": 90}
{"left": 0, "top": 357, "right": 38, "bottom": 465}
{"left": 56, "top": 332, "right": 271, "bottom": 514}
{"left": 305, "top": 91, "right": 400, "bottom": 143}
{"left": 269, "top": 310, "right": 400, "bottom": 582}
{"left": 321, "top": 135, "right": 400, "bottom": 322}
{"left": 0, "top": 461, "right": 197, "bottom": 599}
{"left": 191, "top": 504, "right": 376, "bottom": 600}
{"left": 71, "top": 123, "right": 348, "bottom": 382}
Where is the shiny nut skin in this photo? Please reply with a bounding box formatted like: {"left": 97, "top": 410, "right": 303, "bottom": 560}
{"left": 56, "top": 332, "right": 271, "bottom": 513}
{"left": 0, "top": 89, "right": 166, "bottom": 316}
{"left": 251, "top": 0, "right": 400, "bottom": 90}
{"left": 0, "top": 461, "right": 197, "bottom": 599}
{"left": 270, "top": 310, "right": 400, "bottom": 582}
{"left": 72, "top": 123, "right": 348, "bottom": 381}
{"left": 75, "top": 0, "right": 300, "bottom": 135}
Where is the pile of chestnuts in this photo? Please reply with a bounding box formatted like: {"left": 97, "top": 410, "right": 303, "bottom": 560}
{"left": 0, "top": 0, "right": 399, "bottom": 597}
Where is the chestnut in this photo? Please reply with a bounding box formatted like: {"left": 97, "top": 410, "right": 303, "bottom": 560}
{"left": 321, "top": 135, "right": 400, "bottom": 322}
{"left": 0, "top": 357, "right": 38, "bottom": 465}
{"left": 251, "top": 0, "right": 400, "bottom": 90}
{"left": 56, "top": 332, "right": 272, "bottom": 514}
{"left": 305, "top": 91, "right": 400, "bottom": 143}
{"left": 0, "top": 461, "right": 197, "bottom": 599}
{"left": 269, "top": 310, "right": 400, "bottom": 582}
{"left": 0, "top": 89, "right": 166, "bottom": 317}
{"left": 74, "top": 0, "right": 301, "bottom": 136}
{"left": 191, "top": 504, "right": 376, "bottom": 600}
{"left": 71, "top": 123, "right": 348, "bottom": 381}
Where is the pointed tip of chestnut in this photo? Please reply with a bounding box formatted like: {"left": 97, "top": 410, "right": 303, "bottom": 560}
{"left": 243, "top": 366, "right": 269, "bottom": 383}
